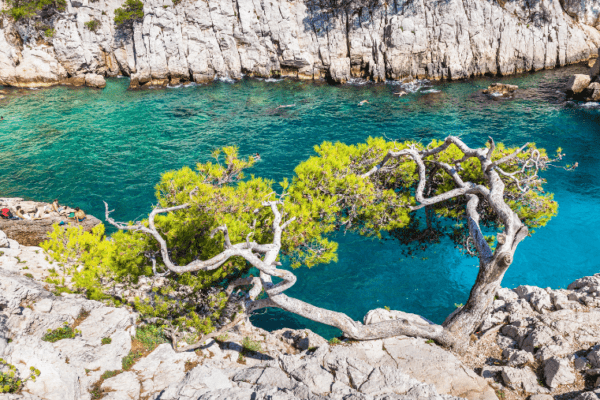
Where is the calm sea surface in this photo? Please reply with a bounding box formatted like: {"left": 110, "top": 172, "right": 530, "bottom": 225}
{"left": 1, "top": 66, "right": 599, "bottom": 338}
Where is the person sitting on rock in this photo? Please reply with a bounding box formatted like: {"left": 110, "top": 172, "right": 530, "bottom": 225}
{"left": 52, "top": 199, "right": 67, "bottom": 215}
{"left": 36, "top": 206, "right": 52, "bottom": 219}
{"left": 31, "top": 207, "right": 43, "bottom": 220}
{"left": 15, "top": 206, "right": 31, "bottom": 220}
{"left": 72, "top": 207, "right": 86, "bottom": 222}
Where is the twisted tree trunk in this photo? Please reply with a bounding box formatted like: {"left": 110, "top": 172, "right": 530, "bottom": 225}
{"left": 105, "top": 136, "right": 549, "bottom": 352}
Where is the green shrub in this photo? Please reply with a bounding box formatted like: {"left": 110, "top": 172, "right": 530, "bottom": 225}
{"left": 2, "top": 0, "right": 65, "bottom": 21}
{"left": 42, "top": 322, "right": 80, "bottom": 343}
{"left": 121, "top": 350, "right": 142, "bottom": 370}
{"left": 24, "top": 273, "right": 33, "bottom": 279}
{"left": 44, "top": 28, "right": 55, "bottom": 37}
{"left": 41, "top": 224, "right": 116, "bottom": 300}
{"left": 241, "top": 337, "right": 262, "bottom": 353}
{"left": 101, "top": 337, "right": 112, "bottom": 345}
{"left": 135, "top": 325, "right": 167, "bottom": 351}
{"left": 328, "top": 337, "right": 342, "bottom": 345}
{"left": 114, "top": 0, "right": 144, "bottom": 26}
{"left": 84, "top": 19, "right": 100, "bottom": 32}
{"left": 0, "top": 359, "right": 40, "bottom": 393}
{"left": 100, "top": 370, "right": 118, "bottom": 380}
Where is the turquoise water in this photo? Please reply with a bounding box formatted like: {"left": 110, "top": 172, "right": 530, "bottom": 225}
{"left": 1, "top": 66, "right": 599, "bottom": 338}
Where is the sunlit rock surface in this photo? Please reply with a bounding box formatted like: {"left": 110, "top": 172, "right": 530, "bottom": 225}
{"left": 1, "top": 0, "right": 600, "bottom": 87}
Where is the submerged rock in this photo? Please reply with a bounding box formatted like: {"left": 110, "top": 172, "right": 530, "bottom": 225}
{"left": 482, "top": 83, "right": 519, "bottom": 97}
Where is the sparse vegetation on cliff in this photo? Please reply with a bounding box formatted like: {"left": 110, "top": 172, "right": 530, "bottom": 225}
{"left": 114, "top": 0, "right": 144, "bottom": 26}
{"left": 84, "top": 19, "right": 100, "bottom": 32}
{"left": 2, "top": 0, "right": 65, "bottom": 21}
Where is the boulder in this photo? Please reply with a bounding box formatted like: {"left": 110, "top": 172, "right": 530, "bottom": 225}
{"left": 503, "top": 348, "right": 534, "bottom": 367}
{"left": 271, "top": 328, "right": 328, "bottom": 351}
{"left": 483, "top": 83, "right": 519, "bottom": 96}
{"left": 583, "top": 82, "right": 600, "bottom": 101}
{"left": 589, "top": 345, "right": 600, "bottom": 368}
{"left": 85, "top": 73, "right": 106, "bottom": 89}
{"left": 591, "top": 57, "right": 600, "bottom": 80}
{"left": 529, "top": 395, "right": 553, "bottom": 400}
{"left": 543, "top": 357, "right": 575, "bottom": 388}
{"left": 501, "top": 366, "right": 549, "bottom": 394}
{"left": 61, "top": 76, "right": 86, "bottom": 86}
{"left": 566, "top": 74, "right": 592, "bottom": 96}
{"left": 574, "top": 393, "right": 600, "bottom": 400}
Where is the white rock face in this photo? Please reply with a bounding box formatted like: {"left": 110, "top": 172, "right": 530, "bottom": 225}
{"left": 544, "top": 356, "right": 576, "bottom": 388}
{"left": 1, "top": 0, "right": 600, "bottom": 87}
{"left": 0, "top": 230, "right": 9, "bottom": 248}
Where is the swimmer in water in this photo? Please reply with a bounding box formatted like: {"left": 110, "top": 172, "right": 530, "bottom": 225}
{"left": 394, "top": 91, "right": 407, "bottom": 97}
{"left": 254, "top": 152, "right": 261, "bottom": 160}
{"left": 276, "top": 104, "right": 295, "bottom": 109}
{"left": 358, "top": 100, "right": 369, "bottom": 106}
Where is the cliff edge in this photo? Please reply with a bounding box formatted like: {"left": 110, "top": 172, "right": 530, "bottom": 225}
{"left": 1, "top": 0, "right": 600, "bottom": 87}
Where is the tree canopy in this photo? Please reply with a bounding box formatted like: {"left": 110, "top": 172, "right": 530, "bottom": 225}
{"left": 42, "top": 137, "right": 564, "bottom": 349}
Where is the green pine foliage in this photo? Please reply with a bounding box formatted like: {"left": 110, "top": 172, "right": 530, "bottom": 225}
{"left": 38, "top": 140, "right": 559, "bottom": 340}
{"left": 2, "top": 0, "right": 65, "bottom": 21}
{"left": 41, "top": 224, "right": 115, "bottom": 300}
{"left": 0, "top": 359, "right": 40, "bottom": 393}
{"left": 135, "top": 324, "right": 168, "bottom": 350}
{"left": 114, "top": 0, "right": 144, "bottom": 26}
{"left": 84, "top": 19, "right": 100, "bottom": 32}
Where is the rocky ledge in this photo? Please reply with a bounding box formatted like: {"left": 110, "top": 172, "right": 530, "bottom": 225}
{"left": 0, "top": 198, "right": 101, "bottom": 246}
{"left": 565, "top": 49, "right": 600, "bottom": 102}
{"left": 1, "top": 235, "right": 600, "bottom": 400}
{"left": 2, "top": 0, "right": 600, "bottom": 88}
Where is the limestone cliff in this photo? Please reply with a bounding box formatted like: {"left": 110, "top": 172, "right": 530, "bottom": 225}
{"left": 1, "top": 0, "right": 600, "bottom": 87}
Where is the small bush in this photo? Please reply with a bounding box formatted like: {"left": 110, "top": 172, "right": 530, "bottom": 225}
{"left": 42, "top": 322, "right": 80, "bottom": 343}
{"left": 44, "top": 28, "right": 55, "bottom": 37}
{"left": 114, "top": 0, "right": 144, "bottom": 26}
{"left": 215, "top": 333, "right": 229, "bottom": 342}
{"left": 101, "top": 337, "right": 112, "bottom": 345}
{"left": 135, "top": 325, "right": 168, "bottom": 351}
{"left": 100, "top": 370, "right": 119, "bottom": 380}
{"left": 121, "top": 350, "right": 142, "bottom": 370}
{"left": 24, "top": 273, "right": 33, "bottom": 279}
{"left": 84, "top": 19, "right": 100, "bottom": 32}
{"left": 328, "top": 337, "right": 342, "bottom": 345}
{"left": 241, "top": 337, "right": 262, "bottom": 353}
{"left": 0, "top": 359, "right": 41, "bottom": 393}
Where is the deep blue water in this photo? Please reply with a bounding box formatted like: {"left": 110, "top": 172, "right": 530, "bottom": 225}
{"left": 1, "top": 66, "right": 599, "bottom": 339}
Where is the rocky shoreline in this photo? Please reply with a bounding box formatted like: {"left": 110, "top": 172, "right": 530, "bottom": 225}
{"left": 1, "top": 225, "right": 600, "bottom": 399}
{"left": 1, "top": 0, "right": 600, "bottom": 88}
{"left": 0, "top": 198, "right": 101, "bottom": 246}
